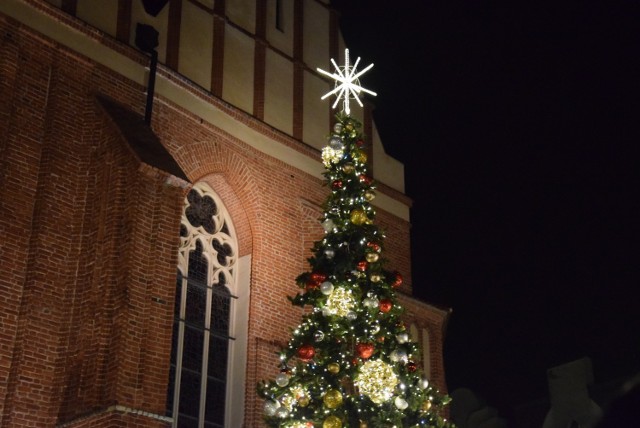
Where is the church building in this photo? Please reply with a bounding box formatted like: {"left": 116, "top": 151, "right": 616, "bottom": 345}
{"left": 0, "top": 0, "right": 451, "bottom": 426}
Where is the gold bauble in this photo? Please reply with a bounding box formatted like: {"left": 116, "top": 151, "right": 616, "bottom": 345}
{"left": 421, "top": 400, "right": 432, "bottom": 412}
{"left": 350, "top": 209, "right": 369, "bottom": 226}
{"left": 359, "top": 422, "right": 368, "bottom": 428}
{"left": 342, "top": 163, "right": 355, "bottom": 174}
{"left": 353, "top": 150, "right": 368, "bottom": 164}
{"left": 323, "top": 415, "right": 343, "bottom": 428}
{"left": 298, "top": 395, "right": 310, "bottom": 407}
{"left": 364, "top": 190, "right": 376, "bottom": 201}
{"left": 365, "top": 252, "right": 380, "bottom": 263}
{"left": 370, "top": 274, "right": 382, "bottom": 283}
{"left": 327, "top": 362, "right": 341, "bottom": 374}
{"left": 323, "top": 389, "right": 343, "bottom": 409}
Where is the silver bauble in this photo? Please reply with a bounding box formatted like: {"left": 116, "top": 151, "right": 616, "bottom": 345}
{"left": 390, "top": 348, "right": 408, "bottom": 363}
{"left": 275, "top": 372, "right": 290, "bottom": 387}
{"left": 322, "top": 219, "right": 335, "bottom": 233}
{"left": 329, "top": 135, "right": 344, "bottom": 150}
{"left": 324, "top": 248, "right": 335, "bottom": 259}
{"left": 320, "top": 281, "right": 334, "bottom": 295}
{"left": 396, "top": 332, "right": 410, "bottom": 344}
{"left": 333, "top": 122, "right": 344, "bottom": 134}
{"left": 346, "top": 311, "right": 357, "bottom": 321}
{"left": 314, "top": 330, "right": 325, "bottom": 342}
{"left": 275, "top": 407, "right": 288, "bottom": 418}
{"left": 263, "top": 400, "right": 280, "bottom": 416}
{"left": 395, "top": 396, "right": 409, "bottom": 410}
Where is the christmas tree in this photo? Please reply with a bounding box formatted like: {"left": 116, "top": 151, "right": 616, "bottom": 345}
{"left": 257, "top": 51, "right": 453, "bottom": 428}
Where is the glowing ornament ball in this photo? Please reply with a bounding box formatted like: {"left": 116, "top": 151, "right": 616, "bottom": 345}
{"left": 355, "top": 359, "right": 399, "bottom": 404}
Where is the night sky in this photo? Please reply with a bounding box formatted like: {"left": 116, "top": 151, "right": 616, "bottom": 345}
{"left": 332, "top": 0, "right": 640, "bottom": 421}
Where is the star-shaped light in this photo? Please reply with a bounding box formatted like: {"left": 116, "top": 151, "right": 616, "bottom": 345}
{"left": 317, "top": 49, "right": 377, "bottom": 116}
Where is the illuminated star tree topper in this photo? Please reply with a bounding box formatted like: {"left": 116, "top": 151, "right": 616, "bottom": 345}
{"left": 317, "top": 48, "right": 377, "bottom": 116}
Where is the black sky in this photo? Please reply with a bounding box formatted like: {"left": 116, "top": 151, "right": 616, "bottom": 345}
{"left": 331, "top": 0, "right": 640, "bottom": 421}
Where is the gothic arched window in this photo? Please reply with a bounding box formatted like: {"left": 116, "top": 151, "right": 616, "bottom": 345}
{"left": 167, "top": 183, "right": 239, "bottom": 428}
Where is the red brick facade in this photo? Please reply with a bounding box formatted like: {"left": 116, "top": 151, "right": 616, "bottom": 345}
{"left": 0, "top": 2, "right": 450, "bottom": 427}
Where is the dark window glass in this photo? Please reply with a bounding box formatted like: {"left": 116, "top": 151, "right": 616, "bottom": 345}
{"left": 182, "top": 325, "right": 204, "bottom": 372}
{"left": 212, "top": 239, "right": 233, "bottom": 266}
{"left": 179, "top": 369, "right": 202, "bottom": 419}
{"left": 186, "top": 190, "right": 217, "bottom": 234}
{"left": 205, "top": 377, "right": 226, "bottom": 425}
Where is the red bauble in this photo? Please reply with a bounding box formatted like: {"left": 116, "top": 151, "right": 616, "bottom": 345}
{"left": 367, "top": 242, "right": 381, "bottom": 252}
{"left": 305, "top": 278, "right": 319, "bottom": 290}
{"left": 392, "top": 272, "right": 403, "bottom": 289}
{"left": 310, "top": 271, "right": 327, "bottom": 284}
{"left": 356, "top": 139, "right": 365, "bottom": 147}
{"left": 332, "top": 180, "right": 343, "bottom": 190}
{"left": 356, "top": 261, "right": 368, "bottom": 272}
{"left": 297, "top": 344, "right": 316, "bottom": 361}
{"left": 407, "top": 361, "right": 417, "bottom": 372}
{"left": 379, "top": 299, "right": 393, "bottom": 313}
{"left": 358, "top": 174, "right": 373, "bottom": 185}
{"left": 356, "top": 342, "right": 375, "bottom": 359}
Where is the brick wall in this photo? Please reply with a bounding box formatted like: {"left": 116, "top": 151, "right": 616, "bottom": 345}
{"left": 0, "top": 7, "right": 449, "bottom": 427}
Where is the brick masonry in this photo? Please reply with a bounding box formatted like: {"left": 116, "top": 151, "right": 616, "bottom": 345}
{"left": 0, "top": 5, "right": 450, "bottom": 427}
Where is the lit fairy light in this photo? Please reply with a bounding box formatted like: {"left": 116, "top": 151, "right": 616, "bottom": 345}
{"left": 355, "top": 359, "right": 399, "bottom": 404}
{"left": 324, "top": 287, "right": 356, "bottom": 317}
{"left": 317, "top": 49, "right": 377, "bottom": 115}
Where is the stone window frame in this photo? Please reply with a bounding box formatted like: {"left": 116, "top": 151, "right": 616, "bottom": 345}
{"left": 168, "top": 182, "right": 241, "bottom": 428}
